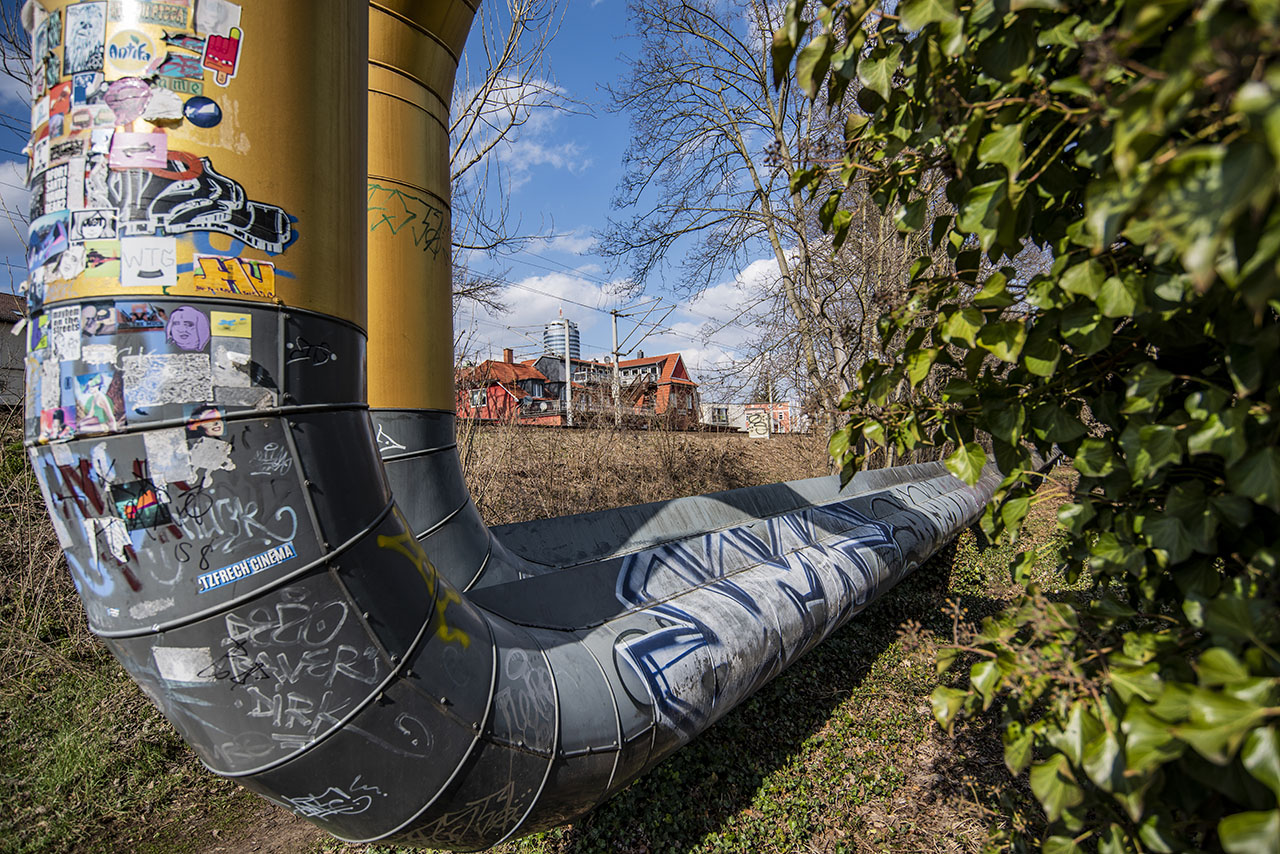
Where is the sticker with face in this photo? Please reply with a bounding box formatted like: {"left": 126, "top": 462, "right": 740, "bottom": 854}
{"left": 165, "top": 306, "right": 210, "bottom": 351}
{"left": 64, "top": 2, "right": 107, "bottom": 75}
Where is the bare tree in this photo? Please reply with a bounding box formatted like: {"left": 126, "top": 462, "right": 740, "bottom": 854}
{"left": 602, "top": 0, "right": 933, "bottom": 428}
{"left": 449, "top": 0, "right": 582, "bottom": 316}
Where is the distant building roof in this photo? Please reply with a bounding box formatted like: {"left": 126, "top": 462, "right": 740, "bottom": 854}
{"left": 460, "top": 359, "right": 548, "bottom": 386}
{"left": 0, "top": 293, "right": 27, "bottom": 322}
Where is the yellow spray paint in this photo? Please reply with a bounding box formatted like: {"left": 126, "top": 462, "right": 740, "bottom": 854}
{"left": 377, "top": 511, "right": 470, "bottom": 649}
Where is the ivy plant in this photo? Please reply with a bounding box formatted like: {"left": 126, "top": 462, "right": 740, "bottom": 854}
{"left": 777, "top": 1, "right": 1280, "bottom": 851}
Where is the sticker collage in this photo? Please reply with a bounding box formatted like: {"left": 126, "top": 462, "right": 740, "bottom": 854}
{"left": 24, "top": 0, "right": 290, "bottom": 445}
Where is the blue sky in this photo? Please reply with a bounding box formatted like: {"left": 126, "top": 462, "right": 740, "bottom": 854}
{"left": 454, "top": 0, "right": 762, "bottom": 391}
{"left": 3, "top": 0, "right": 768, "bottom": 398}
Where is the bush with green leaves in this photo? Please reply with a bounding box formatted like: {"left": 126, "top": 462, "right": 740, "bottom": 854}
{"left": 776, "top": 1, "right": 1280, "bottom": 851}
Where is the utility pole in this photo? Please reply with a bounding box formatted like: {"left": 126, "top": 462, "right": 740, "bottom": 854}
{"left": 563, "top": 319, "right": 573, "bottom": 428}
{"left": 611, "top": 310, "right": 621, "bottom": 427}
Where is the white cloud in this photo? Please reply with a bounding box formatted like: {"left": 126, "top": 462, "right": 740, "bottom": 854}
{"left": 538, "top": 230, "right": 597, "bottom": 255}
{"left": 0, "top": 158, "right": 30, "bottom": 270}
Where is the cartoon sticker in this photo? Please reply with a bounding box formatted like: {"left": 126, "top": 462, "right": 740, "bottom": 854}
{"left": 118, "top": 303, "right": 168, "bottom": 330}
{"left": 109, "top": 131, "right": 167, "bottom": 169}
{"left": 50, "top": 305, "right": 82, "bottom": 361}
{"left": 39, "top": 406, "right": 76, "bottom": 442}
{"left": 84, "top": 239, "right": 121, "bottom": 277}
{"left": 209, "top": 311, "right": 249, "bottom": 338}
{"left": 81, "top": 302, "right": 121, "bottom": 336}
{"left": 63, "top": 2, "right": 107, "bottom": 75}
{"left": 28, "top": 211, "right": 70, "bottom": 270}
{"left": 71, "top": 208, "right": 116, "bottom": 241}
{"left": 165, "top": 305, "right": 209, "bottom": 351}
{"left": 74, "top": 370, "right": 124, "bottom": 433}
{"left": 111, "top": 480, "right": 173, "bottom": 530}
{"left": 72, "top": 71, "right": 106, "bottom": 105}
{"left": 120, "top": 236, "right": 176, "bottom": 286}
{"left": 184, "top": 403, "right": 224, "bottom": 439}
{"left": 202, "top": 26, "right": 240, "bottom": 85}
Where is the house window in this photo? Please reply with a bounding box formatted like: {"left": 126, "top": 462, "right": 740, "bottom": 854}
{"left": 711, "top": 406, "right": 728, "bottom": 424}
{"left": 470, "top": 388, "right": 487, "bottom": 407}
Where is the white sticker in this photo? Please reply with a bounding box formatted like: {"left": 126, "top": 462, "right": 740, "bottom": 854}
{"left": 129, "top": 598, "right": 174, "bottom": 620}
{"left": 189, "top": 436, "right": 235, "bottom": 475}
{"left": 67, "top": 156, "right": 86, "bottom": 209}
{"left": 141, "top": 86, "right": 183, "bottom": 121}
{"left": 151, "top": 646, "right": 216, "bottom": 684}
{"left": 211, "top": 339, "right": 251, "bottom": 387}
{"left": 194, "top": 0, "right": 241, "bottom": 35}
{"left": 84, "top": 516, "right": 130, "bottom": 563}
{"left": 121, "top": 236, "right": 177, "bottom": 287}
{"left": 50, "top": 441, "right": 75, "bottom": 467}
{"left": 215, "top": 386, "right": 275, "bottom": 409}
{"left": 143, "top": 427, "right": 193, "bottom": 483}
{"left": 90, "top": 441, "right": 118, "bottom": 484}
{"left": 123, "top": 353, "right": 212, "bottom": 407}
{"left": 40, "top": 357, "right": 60, "bottom": 411}
{"left": 81, "top": 343, "right": 118, "bottom": 366}
{"left": 50, "top": 305, "right": 82, "bottom": 361}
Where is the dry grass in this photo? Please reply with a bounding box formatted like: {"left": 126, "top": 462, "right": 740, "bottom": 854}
{"left": 458, "top": 419, "right": 832, "bottom": 526}
{"left": 1, "top": 408, "right": 1073, "bottom": 854}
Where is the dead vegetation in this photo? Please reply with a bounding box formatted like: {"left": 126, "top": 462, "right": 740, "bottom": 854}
{"left": 0, "top": 408, "right": 1073, "bottom": 853}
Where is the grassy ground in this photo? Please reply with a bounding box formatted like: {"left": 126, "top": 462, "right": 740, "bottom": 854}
{"left": 0, "top": 413, "right": 1073, "bottom": 853}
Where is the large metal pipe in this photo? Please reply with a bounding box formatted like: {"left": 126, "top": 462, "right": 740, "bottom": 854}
{"left": 21, "top": 1, "right": 996, "bottom": 849}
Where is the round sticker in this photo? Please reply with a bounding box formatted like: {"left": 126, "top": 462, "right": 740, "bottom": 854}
{"left": 183, "top": 96, "right": 222, "bottom": 128}
{"left": 104, "top": 78, "right": 150, "bottom": 124}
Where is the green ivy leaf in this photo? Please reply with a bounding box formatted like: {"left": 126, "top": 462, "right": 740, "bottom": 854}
{"left": 1097, "top": 274, "right": 1141, "bottom": 317}
{"left": 1075, "top": 438, "right": 1119, "bottom": 477}
{"left": 931, "top": 685, "right": 967, "bottom": 729}
{"left": 1023, "top": 328, "right": 1062, "bottom": 377}
{"left": 905, "top": 347, "right": 939, "bottom": 386}
{"left": 1227, "top": 447, "right": 1280, "bottom": 512}
{"left": 1049, "top": 702, "right": 1105, "bottom": 766}
{"left": 1219, "top": 809, "right": 1280, "bottom": 854}
{"left": 1005, "top": 723, "right": 1037, "bottom": 775}
{"left": 1241, "top": 728, "right": 1280, "bottom": 800}
{"left": 978, "top": 122, "right": 1025, "bottom": 178}
{"left": 1122, "top": 703, "right": 1182, "bottom": 774}
{"left": 1122, "top": 363, "right": 1175, "bottom": 415}
{"left": 1030, "top": 753, "right": 1085, "bottom": 822}
{"left": 895, "top": 196, "right": 927, "bottom": 232}
{"left": 899, "top": 0, "right": 958, "bottom": 30}
{"left": 857, "top": 44, "right": 902, "bottom": 101}
{"left": 1175, "top": 689, "right": 1268, "bottom": 764}
{"left": 957, "top": 178, "right": 1008, "bottom": 251}
{"left": 1124, "top": 423, "right": 1182, "bottom": 482}
{"left": 946, "top": 441, "right": 987, "bottom": 485}
{"left": 1062, "top": 259, "right": 1105, "bottom": 300}
{"left": 1197, "top": 648, "right": 1250, "bottom": 687}
{"left": 941, "top": 307, "right": 984, "bottom": 346}
{"left": 977, "top": 320, "right": 1027, "bottom": 362}
{"left": 795, "top": 31, "right": 833, "bottom": 100}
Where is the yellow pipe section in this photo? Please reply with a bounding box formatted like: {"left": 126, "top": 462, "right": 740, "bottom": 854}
{"left": 38, "top": 0, "right": 366, "bottom": 326}
{"left": 367, "top": 0, "right": 478, "bottom": 411}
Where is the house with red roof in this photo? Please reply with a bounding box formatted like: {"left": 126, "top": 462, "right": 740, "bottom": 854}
{"left": 458, "top": 347, "right": 701, "bottom": 428}
{"left": 456, "top": 349, "right": 558, "bottom": 422}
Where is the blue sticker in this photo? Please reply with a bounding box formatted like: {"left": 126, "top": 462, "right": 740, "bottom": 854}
{"left": 197, "top": 542, "right": 297, "bottom": 593}
{"left": 183, "top": 95, "right": 222, "bottom": 128}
